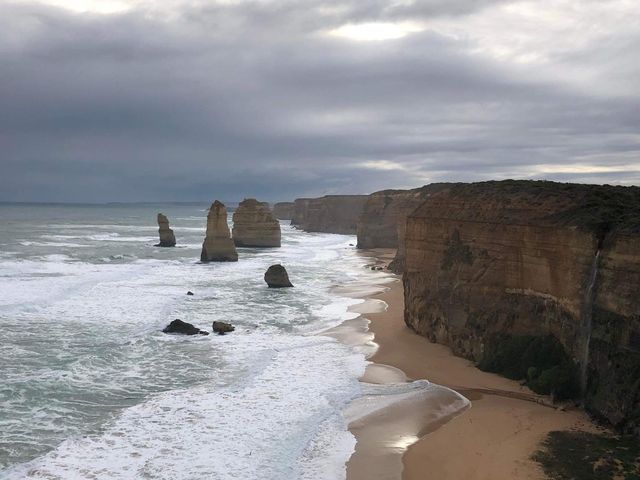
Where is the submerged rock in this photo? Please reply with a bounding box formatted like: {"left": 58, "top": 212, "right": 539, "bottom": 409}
{"left": 232, "top": 198, "right": 281, "bottom": 247}
{"left": 200, "top": 201, "right": 238, "bottom": 262}
{"left": 264, "top": 264, "right": 293, "bottom": 288}
{"left": 162, "top": 319, "right": 209, "bottom": 335}
{"left": 212, "top": 321, "right": 235, "bottom": 335}
{"left": 187, "top": 291, "right": 194, "bottom": 296}
{"left": 155, "top": 213, "right": 176, "bottom": 247}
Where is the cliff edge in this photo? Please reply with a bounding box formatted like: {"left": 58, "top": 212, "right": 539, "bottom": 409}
{"left": 356, "top": 184, "right": 451, "bottom": 271}
{"left": 403, "top": 180, "right": 640, "bottom": 434}
{"left": 291, "top": 195, "right": 367, "bottom": 234}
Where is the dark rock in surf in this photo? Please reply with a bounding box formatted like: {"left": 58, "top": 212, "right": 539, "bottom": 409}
{"left": 264, "top": 264, "right": 293, "bottom": 288}
{"left": 187, "top": 291, "right": 194, "bottom": 296}
{"left": 163, "top": 319, "right": 209, "bottom": 335}
{"left": 212, "top": 321, "right": 235, "bottom": 335}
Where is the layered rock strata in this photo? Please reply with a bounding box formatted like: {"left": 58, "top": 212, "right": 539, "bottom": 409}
{"left": 356, "top": 184, "right": 451, "bottom": 272}
{"left": 272, "top": 202, "right": 295, "bottom": 220}
{"left": 232, "top": 198, "right": 281, "bottom": 247}
{"left": 200, "top": 201, "right": 238, "bottom": 262}
{"left": 291, "top": 195, "right": 367, "bottom": 234}
{"left": 402, "top": 180, "right": 640, "bottom": 434}
{"left": 156, "top": 213, "right": 176, "bottom": 247}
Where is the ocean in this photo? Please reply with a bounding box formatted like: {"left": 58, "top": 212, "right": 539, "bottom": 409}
{"left": 0, "top": 202, "right": 441, "bottom": 479}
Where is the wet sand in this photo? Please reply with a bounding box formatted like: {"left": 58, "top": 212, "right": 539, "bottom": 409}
{"left": 343, "top": 249, "right": 597, "bottom": 480}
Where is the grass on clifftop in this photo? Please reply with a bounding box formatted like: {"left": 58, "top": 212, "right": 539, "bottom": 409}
{"left": 533, "top": 431, "right": 640, "bottom": 479}
{"left": 450, "top": 180, "right": 640, "bottom": 235}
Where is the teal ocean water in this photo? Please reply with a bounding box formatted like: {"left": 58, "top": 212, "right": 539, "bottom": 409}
{"left": 0, "top": 203, "right": 456, "bottom": 479}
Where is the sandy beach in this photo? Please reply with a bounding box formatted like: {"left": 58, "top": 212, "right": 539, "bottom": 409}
{"left": 341, "top": 249, "right": 597, "bottom": 480}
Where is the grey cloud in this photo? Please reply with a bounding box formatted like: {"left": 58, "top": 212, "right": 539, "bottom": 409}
{"left": 0, "top": 0, "right": 638, "bottom": 203}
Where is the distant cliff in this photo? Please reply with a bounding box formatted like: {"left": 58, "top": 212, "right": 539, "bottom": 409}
{"left": 291, "top": 195, "right": 368, "bottom": 234}
{"left": 402, "top": 180, "right": 640, "bottom": 434}
{"left": 272, "top": 202, "right": 295, "bottom": 220}
{"left": 356, "top": 184, "right": 451, "bottom": 271}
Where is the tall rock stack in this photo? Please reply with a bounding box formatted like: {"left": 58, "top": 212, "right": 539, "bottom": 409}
{"left": 200, "top": 201, "right": 238, "bottom": 262}
{"left": 156, "top": 213, "right": 176, "bottom": 247}
{"left": 232, "top": 198, "right": 281, "bottom": 247}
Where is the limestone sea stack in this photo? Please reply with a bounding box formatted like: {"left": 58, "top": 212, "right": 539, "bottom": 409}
{"left": 200, "top": 201, "right": 238, "bottom": 262}
{"left": 232, "top": 198, "right": 281, "bottom": 247}
{"left": 264, "top": 264, "right": 293, "bottom": 288}
{"left": 156, "top": 213, "right": 176, "bottom": 247}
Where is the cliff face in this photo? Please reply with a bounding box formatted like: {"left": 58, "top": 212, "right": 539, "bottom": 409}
{"left": 232, "top": 198, "right": 281, "bottom": 247}
{"left": 291, "top": 195, "right": 367, "bottom": 234}
{"left": 403, "top": 181, "right": 640, "bottom": 433}
{"left": 356, "top": 184, "right": 451, "bottom": 271}
{"left": 201, "top": 201, "right": 238, "bottom": 262}
{"left": 272, "top": 202, "right": 295, "bottom": 220}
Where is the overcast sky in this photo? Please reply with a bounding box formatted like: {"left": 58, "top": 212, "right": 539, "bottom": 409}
{"left": 1, "top": 0, "right": 639, "bottom": 202}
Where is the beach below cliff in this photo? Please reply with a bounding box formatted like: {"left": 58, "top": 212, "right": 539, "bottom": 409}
{"left": 343, "top": 249, "right": 597, "bottom": 480}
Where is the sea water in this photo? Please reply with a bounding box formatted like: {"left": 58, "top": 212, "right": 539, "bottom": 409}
{"left": 0, "top": 203, "right": 449, "bottom": 480}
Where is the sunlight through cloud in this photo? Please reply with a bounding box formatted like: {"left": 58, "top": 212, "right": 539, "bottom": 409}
{"left": 329, "top": 22, "right": 424, "bottom": 41}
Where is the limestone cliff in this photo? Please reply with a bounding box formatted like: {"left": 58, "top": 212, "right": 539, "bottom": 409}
{"left": 356, "top": 184, "right": 451, "bottom": 271}
{"left": 156, "top": 213, "right": 176, "bottom": 247}
{"left": 402, "top": 180, "right": 640, "bottom": 433}
{"left": 273, "top": 202, "right": 295, "bottom": 220}
{"left": 200, "top": 201, "right": 238, "bottom": 262}
{"left": 290, "top": 195, "right": 367, "bottom": 234}
{"left": 232, "top": 198, "right": 281, "bottom": 247}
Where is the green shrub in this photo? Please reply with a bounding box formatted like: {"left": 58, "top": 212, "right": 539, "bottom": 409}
{"left": 479, "top": 334, "right": 580, "bottom": 400}
{"left": 533, "top": 431, "right": 640, "bottom": 479}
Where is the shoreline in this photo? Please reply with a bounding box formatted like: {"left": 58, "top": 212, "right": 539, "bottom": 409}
{"left": 337, "top": 249, "right": 598, "bottom": 480}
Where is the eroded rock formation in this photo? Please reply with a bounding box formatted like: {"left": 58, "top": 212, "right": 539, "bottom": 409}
{"left": 290, "top": 195, "right": 367, "bottom": 234}
{"left": 232, "top": 198, "right": 281, "bottom": 247}
{"left": 156, "top": 213, "right": 176, "bottom": 247}
{"left": 356, "top": 184, "right": 451, "bottom": 272}
{"left": 264, "top": 264, "right": 293, "bottom": 288}
{"left": 402, "top": 180, "right": 640, "bottom": 434}
{"left": 273, "top": 202, "right": 295, "bottom": 220}
{"left": 200, "top": 201, "right": 238, "bottom": 262}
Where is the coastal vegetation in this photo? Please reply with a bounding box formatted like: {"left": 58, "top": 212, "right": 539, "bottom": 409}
{"left": 533, "top": 430, "right": 640, "bottom": 479}
{"left": 478, "top": 334, "right": 580, "bottom": 400}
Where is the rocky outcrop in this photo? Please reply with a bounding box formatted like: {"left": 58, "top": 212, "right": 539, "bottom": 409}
{"left": 212, "top": 321, "right": 235, "bottom": 335}
{"left": 200, "top": 201, "right": 238, "bottom": 262}
{"left": 273, "top": 202, "right": 295, "bottom": 220}
{"left": 163, "top": 319, "right": 209, "bottom": 335}
{"left": 291, "top": 195, "right": 367, "bottom": 234}
{"left": 356, "top": 184, "right": 451, "bottom": 272}
{"left": 402, "top": 180, "right": 640, "bottom": 434}
{"left": 264, "top": 264, "right": 293, "bottom": 288}
{"left": 232, "top": 198, "right": 281, "bottom": 247}
{"left": 156, "top": 213, "right": 176, "bottom": 247}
